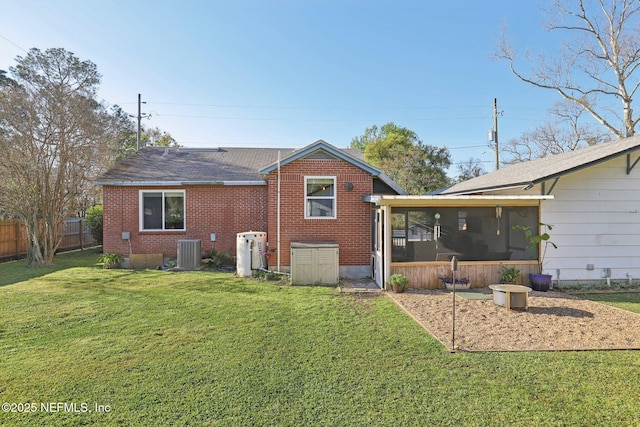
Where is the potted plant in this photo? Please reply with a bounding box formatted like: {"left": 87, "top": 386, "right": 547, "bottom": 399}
{"left": 513, "top": 222, "right": 557, "bottom": 291}
{"left": 389, "top": 273, "right": 409, "bottom": 293}
{"left": 439, "top": 275, "right": 471, "bottom": 291}
{"left": 499, "top": 266, "right": 521, "bottom": 284}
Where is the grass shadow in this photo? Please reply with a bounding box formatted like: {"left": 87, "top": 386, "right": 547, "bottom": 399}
{"left": 0, "top": 246, "right": 103, "bottom": 287}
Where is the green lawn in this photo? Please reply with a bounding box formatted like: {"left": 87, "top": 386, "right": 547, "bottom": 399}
{"left": 1, "top": 249, "right": 640, "bottom": 426}
{"left": 574, "top": 291, "right": 640, "bottom": 314}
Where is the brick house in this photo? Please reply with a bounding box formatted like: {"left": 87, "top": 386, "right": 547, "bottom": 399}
{"left": 95, "top": 140, "right": 404, "bottom": 280}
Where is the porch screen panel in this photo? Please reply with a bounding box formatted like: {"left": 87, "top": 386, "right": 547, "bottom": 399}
{"left": 391, "top": 211, "right": 408, "bottom": 262}
{"left": 390, "top": 206, "right": 538, "bottom": 262}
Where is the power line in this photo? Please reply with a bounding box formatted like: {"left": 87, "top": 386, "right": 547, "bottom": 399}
{"left": 447, "top": 144, "right": 487, "bottom": 150}
{"left": 142, "top": 101, "right": 493, "bottom": 110}
{"left": 0, "top": 33, "right": 29, "bottom": 54}
{"left": 151, "top": 112, "right": 489, "bottom": 122}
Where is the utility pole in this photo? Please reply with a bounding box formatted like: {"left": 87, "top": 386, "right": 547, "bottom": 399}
{"left": 136, "top": 93, "right": 147, "bottom": 150}
{"left": 493, "top": 98, "right": 499, "bottom": 170}
{"left": 488, "top": 98, "right": 502, "bottom": 170}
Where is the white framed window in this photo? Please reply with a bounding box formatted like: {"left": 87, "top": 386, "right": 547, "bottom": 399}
{"left": 305, "top": 176, "right": 336, "bottom": 219}
{"left": 139, "top": 190, "right": 185, "bottom": 231}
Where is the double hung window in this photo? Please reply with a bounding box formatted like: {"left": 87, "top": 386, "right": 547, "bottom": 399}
{"left": 305, "top": 177, "right": 336, "bottom": 219}
{"left": 140, "top": 190, "right": 185, "bottom": 231}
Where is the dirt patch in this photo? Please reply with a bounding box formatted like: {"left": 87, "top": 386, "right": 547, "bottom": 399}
{"left": 388, "top": 288, "right": 640, "bottom": 352}
{"left": 339, "top": 278, "right": 381, "bottom": 292}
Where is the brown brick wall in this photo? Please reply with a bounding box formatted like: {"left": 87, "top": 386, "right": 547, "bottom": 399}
{"left": 102, "top": 158, "right": 374, "bottom": 269}
{"left": 103, "top": 185, "right": 268, "bottom": 258}
{"left": 265, "top": 159, "right": 373, "bottom": 268}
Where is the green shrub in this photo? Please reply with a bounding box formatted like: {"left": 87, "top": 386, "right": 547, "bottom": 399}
{"left": 256, "top": 270, "right": 289, "bottom": 283}
{"left": 85, "top": 205, "right": 103, "bottom": 244}
{"left": 97, "top": 252, "right": 123, "bottom": 269}
{"left": 203, "top": 248, "right": 235, "bottom": 270}
{"left": 389, "top": 273, "right": 409, "bottom": 289}
{"left": 499, "top": 266, "right": 521, "bottom": 283}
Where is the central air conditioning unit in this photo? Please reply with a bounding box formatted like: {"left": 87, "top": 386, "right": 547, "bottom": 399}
{"left": 177, "top": 239, "right": 202, "bottom": 270}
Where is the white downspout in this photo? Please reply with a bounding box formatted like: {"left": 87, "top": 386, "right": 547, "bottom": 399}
{"left": 277, "top": 151, "right": 281, "bottom": 272}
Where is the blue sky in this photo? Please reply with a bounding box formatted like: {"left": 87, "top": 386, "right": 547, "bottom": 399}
{"left": 0, "top": 1, "right": 567, "bottom": 175}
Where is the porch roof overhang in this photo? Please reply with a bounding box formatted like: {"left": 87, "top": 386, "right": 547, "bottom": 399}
{"left": 364, "top": 194, "right": 553, "bottom": 207}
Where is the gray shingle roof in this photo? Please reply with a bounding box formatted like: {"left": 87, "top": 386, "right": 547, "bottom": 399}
{"left": 95, "top": 147, "right": 289, "bottom": 184}
{"left": 94, "top": 140, "right": 384, "bottom": 187}
{"left": 443, "top": 135, "right": 640, "bottom": 195}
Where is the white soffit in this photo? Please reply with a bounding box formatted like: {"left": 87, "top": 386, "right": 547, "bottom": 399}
{"left": 366, "top": 194, "right": 553, "bottom": 206}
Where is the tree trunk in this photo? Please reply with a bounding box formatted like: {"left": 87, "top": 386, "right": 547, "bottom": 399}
{"left": 24, "top": 215, "right": 47, "bottom": 267}
{"left": 624, "top": 102, "right": 634, "bottom": 138}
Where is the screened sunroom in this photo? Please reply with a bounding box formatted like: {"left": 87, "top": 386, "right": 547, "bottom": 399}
{"left": 391, "top": 205, "right": 539, "bottom": 263}
{"left": 368, "top": 195, "right": 553, "bottom": 289}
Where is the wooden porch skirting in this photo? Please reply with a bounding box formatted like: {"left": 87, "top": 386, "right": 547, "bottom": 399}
{"left": 390, "top": 261, "right": 540, "bottom": 290}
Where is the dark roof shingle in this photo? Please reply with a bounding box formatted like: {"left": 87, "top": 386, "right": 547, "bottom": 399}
{"left": 95, "top": 141, "right": 378, "bottom": 187}
{"left": 95, "top": 147, "right": 291, "bottom": 184}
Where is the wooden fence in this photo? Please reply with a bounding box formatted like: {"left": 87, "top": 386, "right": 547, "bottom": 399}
{"left": 0, "top": 218, "right": 99, "bottom": 261}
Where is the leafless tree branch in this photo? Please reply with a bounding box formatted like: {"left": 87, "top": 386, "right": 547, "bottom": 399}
{"left": 497, "top": 0, "right": 640, "bottom": 139}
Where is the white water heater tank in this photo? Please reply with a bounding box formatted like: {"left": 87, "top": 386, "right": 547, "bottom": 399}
{"left": 236, "top": 231, "right": 267, "bottom": 277}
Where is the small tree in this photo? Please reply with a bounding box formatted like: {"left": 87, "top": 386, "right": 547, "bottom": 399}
{"left": 85, "top": 205, "right": 103, "bottom": 244}
{"left": 0, "top": 48, "right": 111, "bottom": 266}
{"left": 513, "top": 223, "right": 558, "bottom": 274}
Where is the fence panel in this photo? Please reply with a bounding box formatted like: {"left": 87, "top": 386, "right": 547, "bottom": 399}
{"left": 0, "top": 218, "right": 98, "bottom": 261}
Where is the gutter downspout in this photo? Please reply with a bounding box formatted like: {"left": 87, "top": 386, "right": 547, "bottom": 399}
{"left": 277, "top": 151, "right": 281, "bottom": 272}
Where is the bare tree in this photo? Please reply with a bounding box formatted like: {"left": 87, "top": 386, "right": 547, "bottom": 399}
{"left": 497, "top": 0, "right": 640, "bottom": 138}
{"left": 502, "top": 101, "right": 613, "bottom": 164}
{"left": 0, "top": 48, "right": 112, "bottom": 266}
{"left": 456, "top": 158, "right": 487, "bottom": 182}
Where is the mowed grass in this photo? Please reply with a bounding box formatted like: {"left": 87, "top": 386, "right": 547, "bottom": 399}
{"left": 575, "top": 291, "right": 640, "bottom": 314}
{"left": 1, "top": 249, "right": 640, "bottom": 426}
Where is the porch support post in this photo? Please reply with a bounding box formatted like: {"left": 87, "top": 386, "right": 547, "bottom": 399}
{"left": 382, "top": 205, "right": 392, "bottom": 290}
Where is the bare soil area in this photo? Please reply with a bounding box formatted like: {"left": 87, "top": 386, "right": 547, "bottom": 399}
{"left": 388, "top": 288, "right": 640, "bottom": 352}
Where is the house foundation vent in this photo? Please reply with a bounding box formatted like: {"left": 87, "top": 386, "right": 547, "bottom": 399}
{"left": 177, "top": 239, "right": 202, "bottom": 270}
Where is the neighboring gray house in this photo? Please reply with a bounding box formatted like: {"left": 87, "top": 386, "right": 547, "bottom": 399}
{"left": 372, "top": 135, "right": 640, "bottom": 288}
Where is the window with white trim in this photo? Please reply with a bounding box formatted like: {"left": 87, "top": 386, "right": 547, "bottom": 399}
{"left": 140, "top": 190, "right": 185, "bottom": 231}
{"left": 305, "top": 177, "right": 336, "bottom": 219}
